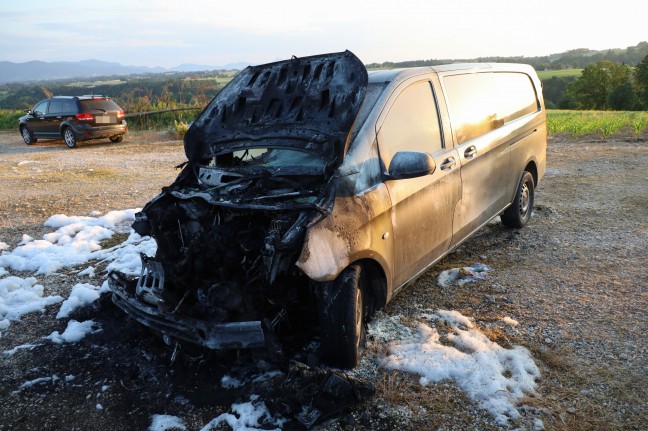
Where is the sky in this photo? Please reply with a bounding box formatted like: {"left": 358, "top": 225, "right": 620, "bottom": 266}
{"left": 1, "top": 206, "right": 543, "bottom": 427}
{"left": 0, "top": 0, "right": 646, "bottom": 68}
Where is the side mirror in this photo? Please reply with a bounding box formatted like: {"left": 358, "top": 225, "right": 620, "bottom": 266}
{"left": 387, "top": 151, "right": 436, "bottom": 180}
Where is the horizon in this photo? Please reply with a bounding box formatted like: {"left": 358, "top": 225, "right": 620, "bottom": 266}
{"left": 3, "top": 40, "right": 646, "bottom": 72}
{"left": 1, "top": 0, "right": 646, "bottom": 69}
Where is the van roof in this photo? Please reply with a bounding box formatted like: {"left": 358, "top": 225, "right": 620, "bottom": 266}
{"left": 368, "top": 63, "right": 538, "bottom": 84}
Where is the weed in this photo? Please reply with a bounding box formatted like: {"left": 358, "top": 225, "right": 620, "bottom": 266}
{"left": 173, "top": 120, "right": 190, "bottom": 138}
{"left": 0, "top": 109, "right": 23, "bottom": 129}
{"left": 630, "top": 113, "right": 648, "bottom": 135}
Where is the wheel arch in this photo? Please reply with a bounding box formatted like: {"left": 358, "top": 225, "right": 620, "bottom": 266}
{"left": 524, "top": 160, "right": 538, "bottom": 187}
{"left": 59, "top": 121, "right": 77, "bottom": 137}
{"left": 352, "top": 258, "right": 388, "bottom": 317}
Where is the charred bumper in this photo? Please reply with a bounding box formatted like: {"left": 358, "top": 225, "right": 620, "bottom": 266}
{"left": 107, "top": 270, "right": 266, "bottom": 350}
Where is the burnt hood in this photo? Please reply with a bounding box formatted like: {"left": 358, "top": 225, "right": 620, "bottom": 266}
{"left": 183, "top": 50, "right": 368, "bottom": 166}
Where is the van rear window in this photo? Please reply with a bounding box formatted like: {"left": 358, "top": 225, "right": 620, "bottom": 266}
{"left": 444, "top": 72, "right": 539, "bottom": 145}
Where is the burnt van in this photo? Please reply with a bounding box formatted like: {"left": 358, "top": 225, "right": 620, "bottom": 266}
{"left": 108, "top": 51, "right": 546, "bottom": 368}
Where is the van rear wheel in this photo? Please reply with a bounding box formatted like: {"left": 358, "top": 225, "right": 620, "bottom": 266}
{"left": 319, "top": 264, "right": 367, "bottom": 369}
{"left": 501, "top": 171, "right": 534, "bottom": 228}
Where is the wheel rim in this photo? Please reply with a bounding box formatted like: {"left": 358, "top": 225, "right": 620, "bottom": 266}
{"left": 64, "top": 130, "right": 75, "bottom": 147}
{"left": 519, "top": 182, "right": 530, "bottom": 217}
{"left": 22, "top": 129, "right": 30, "bottom": 142}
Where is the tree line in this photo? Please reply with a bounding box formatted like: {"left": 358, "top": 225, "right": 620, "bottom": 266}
{"left": 3, "top": 44, "right": 648, "bottom": 114}
{"left": 0, "top": 70, "right": 230, "bottom": 111}
{"left": 544, "top": 55, "right": 648, "bottom": 110}
{"left": 365, "top": 42, "right": 648, "bottom": 72}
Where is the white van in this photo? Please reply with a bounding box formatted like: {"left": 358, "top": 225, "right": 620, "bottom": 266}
{"left": 109, "top": 51, "right": 547, "bottom": 368}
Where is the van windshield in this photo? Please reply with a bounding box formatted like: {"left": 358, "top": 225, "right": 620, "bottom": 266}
{"left": 223, "top": 148, "right": 325, "bottom": 168}
{"left": 348, "top": 82, "right": 388, "bottom": 143}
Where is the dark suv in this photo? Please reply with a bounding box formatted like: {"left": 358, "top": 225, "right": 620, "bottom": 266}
{"left": 19, "top": 95, "right": 127, "bottom": 148}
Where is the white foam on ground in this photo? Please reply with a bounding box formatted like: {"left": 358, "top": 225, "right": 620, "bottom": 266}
{"left": 379, "top": 310, "right": 540, "bottom": 425}
{"left": 56, "top": 283, "right": 109, "bottom": 319}
{"left": 148, "top": 415, "right": 187, "bottom": 431}
{"left": 0, "top": 276, "right": 63, "bottom": 331}
{"left": 199, "top": 395, "right": 286, "bottom": 431}
{"left": 45, "top": 319, "right": 100, "bottom": 344}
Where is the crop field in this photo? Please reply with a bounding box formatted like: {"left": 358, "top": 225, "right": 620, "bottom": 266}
{"left": 547, "top": 110, "right": 648, "bottom": 138}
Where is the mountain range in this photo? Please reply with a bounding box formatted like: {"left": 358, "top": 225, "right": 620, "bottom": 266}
{"left": 0, "top": 59, "right": 251, "bottom": 84}
{"left": 2, "top": 42, "right": 647, "bottom": 85}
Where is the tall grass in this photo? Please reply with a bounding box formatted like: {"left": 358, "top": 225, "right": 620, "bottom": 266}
{"left": 126, "top": 108, "right": 201, "bottom": 131}
{"left": 0, "top": 107, "right": 201, "bottom": 132}
{"left": 547, "top": 110, "right": 648, "bottom": 138}
{"left": 0, "top": 109, "right": 24, "bottom": 130}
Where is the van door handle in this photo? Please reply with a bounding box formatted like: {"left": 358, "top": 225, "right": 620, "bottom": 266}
{"left": 440, "top": 156, "right": 456, "bottom": 171}
{"left": 464, "top": 146, "right": 477, "bottom": 158}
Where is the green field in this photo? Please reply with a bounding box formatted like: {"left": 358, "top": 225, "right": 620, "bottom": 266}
{"left": 537, "top": 69, "right": 582, "bottom": 80}
{"left": 547, "top": 110, "right": 648, "bottom": 137}
{"left": 66, "top": 79, "right": 127, "bottom": 88}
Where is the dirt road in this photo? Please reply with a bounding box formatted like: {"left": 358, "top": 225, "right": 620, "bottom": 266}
{"left": 0, "top": 131, "right": 646, "bottom": 430}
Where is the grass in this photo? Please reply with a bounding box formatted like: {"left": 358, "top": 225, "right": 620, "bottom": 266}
{"left": 547, "top": 110, "right": 648, "bottom": 138}
{"left": 537, "top": 69, "right": 583, "bottom": 80}
{"left": 0, "top": 109, "right": 24, "bottom": 130}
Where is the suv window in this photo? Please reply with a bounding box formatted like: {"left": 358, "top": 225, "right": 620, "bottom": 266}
{"left": 377, "top": 81, "right": 443, "bottom": 169}
{"left": 33, "top": 101, "right": 48, "bottom": 115}
{"left": 444, "top": 72, "right": 539, "bottom": 145}
{"left": 48, "top": 100, "right": 64, "bottom": 114}
{"left": 61, "top": 100, "right": 78, "bottom": 114}
{"left": 79, "top": 99, "right": 122, "bottom": 113}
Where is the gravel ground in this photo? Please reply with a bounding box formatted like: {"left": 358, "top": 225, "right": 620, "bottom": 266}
{"left": 0, "top": 131, "right": 646, "bottom": 430}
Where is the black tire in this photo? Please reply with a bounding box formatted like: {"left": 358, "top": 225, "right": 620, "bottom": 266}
{"left": 63, "top": 128, "right": 77, "bottom": 148}
{"left": 21, "top": 127, "right": 36, "bottom": 145}
{"left": 501, "top": 171, "right": 534, "bottom": 228}
{"left": 109, "top": 135, "right": 124, "bottom": 143}
{"left": 320, "top": 264, "right": 367, "bottom": 369}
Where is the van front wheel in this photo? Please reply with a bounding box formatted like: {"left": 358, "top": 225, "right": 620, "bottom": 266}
{"left": 319, "top": 264, "right": 367, "bottom": 369}
{"left": 501, "top": 171, "right": 534, "bottom": 228}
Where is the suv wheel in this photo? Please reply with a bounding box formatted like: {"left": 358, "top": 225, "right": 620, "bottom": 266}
{"left": 501, "top": 171, "right": 535, "bottom": 228}
{"left": 63, "top": 128, "right": 77, "bottom": 148}
{"left": 21, "top": 127, "right": 36, "bottom": 145}
{"left": 319, "top": 264, "right": 367, "bottom": 368}
{"left": 109, "top": 135, "right": 124, "bottom": 143}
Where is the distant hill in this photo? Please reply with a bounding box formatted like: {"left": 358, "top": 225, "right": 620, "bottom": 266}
{"left": 365, "top": 41, "right": 648, "bottom": 71}
{"left": 0, "top": 60, "right": 250, "bottom": 84}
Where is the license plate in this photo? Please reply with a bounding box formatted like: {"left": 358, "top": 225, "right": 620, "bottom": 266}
{"left": 95, "top": 115, "right": 114, "bottom": 124}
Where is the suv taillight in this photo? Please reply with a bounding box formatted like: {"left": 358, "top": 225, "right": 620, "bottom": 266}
{"left": 76, "top": 113, "right": 94, "bottom": 121}
{"left": 117, "top": 110, "right": 124, "bottom": 119}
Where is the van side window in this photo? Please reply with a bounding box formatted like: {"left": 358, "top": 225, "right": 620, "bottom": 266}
{"left": 444, "top": 72, "right": 539, "bottom": 145}
{"left": 378, "top": 81, "right": 443, "bottom": 170}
